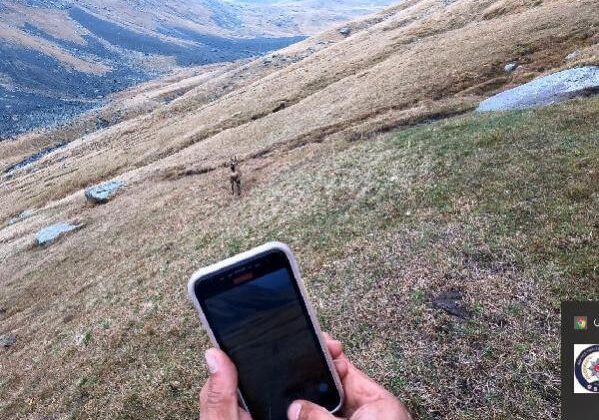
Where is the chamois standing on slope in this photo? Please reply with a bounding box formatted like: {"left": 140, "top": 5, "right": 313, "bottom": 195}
{"left": 228, "top": 157, "right": 242, "bottom": 196}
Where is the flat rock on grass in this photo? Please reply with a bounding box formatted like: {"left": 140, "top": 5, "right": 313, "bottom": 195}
{"left": 339, "top": 27, "right": 351, "bottom": 36}
{"left": 432, "top": 290, "right": 470, "bottom": 319}
{"left": 35, "top": 223, "right": 81, "bottom": 247}
{"left": 477, "top": 66, "right": 599, "bottom": 112}
{"left": 7, "top": 209, "right": 34, "bottom": 226}
{"left": 1, "top": 334, "right": 17, "bottom": 348}
{"left": 85, "top": 180, "right": 126, "bottom": 204}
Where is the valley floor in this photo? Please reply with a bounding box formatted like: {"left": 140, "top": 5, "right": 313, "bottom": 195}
{"left": 1, "top": 96, "right": 597, "bottom": 418}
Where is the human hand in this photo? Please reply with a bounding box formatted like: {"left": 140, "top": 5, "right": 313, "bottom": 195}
{"left": 287, "top": 333, "right": 412, "bottom": 420}
{"left": 198, "top": 334, "right": 412, "bottom": 420}
{"left": 199, "top": 347, "right": 251, "bottom": 420}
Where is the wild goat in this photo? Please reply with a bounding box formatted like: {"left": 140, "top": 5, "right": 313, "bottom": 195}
{"left": 228, "top": 157, "right": 242, "bottom": 196}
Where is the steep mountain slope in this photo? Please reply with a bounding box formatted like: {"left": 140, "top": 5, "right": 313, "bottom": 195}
{"left": 1, "top": 0, "right": 597, "bottom": 215}
{"left": 0, "top": 0, "right": 598, "bottom": 418}
{"left": 0, "top": 0, "right": 306, "bottom": 137}
{"left": 227, "top": 0, "right": 395, "bottom": 34}
{"left": 0, "top": 0, "right": 396, "bottom": 137}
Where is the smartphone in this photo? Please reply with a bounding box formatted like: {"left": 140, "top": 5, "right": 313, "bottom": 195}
{"left": 187, "top": 242, "right": 344, "bottom": 420}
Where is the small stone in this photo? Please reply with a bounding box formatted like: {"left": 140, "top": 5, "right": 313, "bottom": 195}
{"left": 35, "top": 223, "right": 81, "bottom": 247}
{"left": 565, "top": 51, "right": 581, "bottom": 62}
{"left": 0, "top": 333, "right": 17, "bottom": 348}
{"left": 339, "top": 27, "right": 351, "bottom": 36}
{"left": 504, "top": 63, "right": 518, "bottom": 73}
{"left": 20, "top": 209, "right": 34, "bottom": 219}
{"left": 7, "top": 209, "right": 34, "bottom": 226}
{"left": 84, "top": 180, "right": 126, "bottom": 204}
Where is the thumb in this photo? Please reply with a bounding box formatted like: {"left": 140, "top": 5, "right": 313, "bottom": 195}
{"left": 200, "top": 348, "right": 239, "bottom": 419}
{"left": 287, "top": 400, "right": 337, "bottom": 420}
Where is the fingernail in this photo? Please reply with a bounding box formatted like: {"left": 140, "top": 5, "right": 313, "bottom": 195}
{"left": 288, "top": 401, "right": 302, "bottom": 420}
{"left": 205, "top": 349, "right": 219, "bottom": 374}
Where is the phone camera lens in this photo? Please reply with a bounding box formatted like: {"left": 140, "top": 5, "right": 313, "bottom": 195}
{"left": 318, "top": 383, "right": 329, "bottom": 393}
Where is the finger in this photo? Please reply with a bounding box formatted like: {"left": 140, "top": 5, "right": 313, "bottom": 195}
{"left": 323, "top": 333, "right": 343, "bottom": 360}
{"left": 337, "top": 360, "right": 397, "bottom": 417}
{"left": 199, "top": 348, "right": 239, "bottom": 419}
{"left": 351, "top": 399, "right": 413, "bottom": 420}
{"left": 333, "top": 359, "right": 349, "bottom": 379}
{"left": 287, "top": 400, "right": 337, "bottom": 420}
{"left": 238, "top": 407, "right": 252, "bottom": 420}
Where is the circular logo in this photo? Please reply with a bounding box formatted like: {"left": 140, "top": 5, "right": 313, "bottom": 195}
{"left": 575, "top": 345, "right": 599, "bottom": 393}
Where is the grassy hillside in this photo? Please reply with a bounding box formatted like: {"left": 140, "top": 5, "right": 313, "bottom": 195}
{"left": 2, "top": 0, "right": 597, "bottom": 217}
{"left": 1, "top": 94, "right": 597, "bottom": 419}
{"left": 0, "top": 0, "right": 598, "bottom": 418}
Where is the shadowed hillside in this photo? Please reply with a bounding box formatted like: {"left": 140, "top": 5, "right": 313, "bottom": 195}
{"left": 0, "top": 0, "right": 312, "bottom": 137}
{"left": 0, "top": 0, "right": 396, "bottom": 137}
{"left": 0, "top": 0, "right": 598, "bottom": 418}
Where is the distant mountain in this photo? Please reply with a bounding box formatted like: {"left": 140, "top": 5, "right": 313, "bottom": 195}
{"left": 225, "top": 0, "right": 396, "bottom": 34}
{"left": 0, "top": 0, "right": 300, "bottom": 137}
{"left": 227, "top": 0, "right": 402, "bottom": 35}
{"left": 0, "top": 0, "right": 396, "bottom": 137}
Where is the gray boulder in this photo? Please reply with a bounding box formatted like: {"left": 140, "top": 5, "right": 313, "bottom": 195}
{"left": 339, "top": 27, "right": 351, "bottom": 36}
{"left": 477, "top": 66, "right": 599, "bottom": 112}
{"left": 84, "top": 180, "right": 126, "bottom": 204}
{"left": 7, "top": 209, "right": 34, "bottom": 226}
{"left": 35, "top": 223, "right": 81, "bottom": 247}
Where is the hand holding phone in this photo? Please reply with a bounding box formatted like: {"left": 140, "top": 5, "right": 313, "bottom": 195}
{"left": 188, "top": 242, "right": 344, "bottom": 419}
{"left": 199, "top": 333, "right": 413, "bottom": 420}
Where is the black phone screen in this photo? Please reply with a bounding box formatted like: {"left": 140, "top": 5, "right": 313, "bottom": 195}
{"left": 196, "top": 250, "right": 340, "bottom": 420}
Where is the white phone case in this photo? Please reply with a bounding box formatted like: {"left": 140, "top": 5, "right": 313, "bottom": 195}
{"left": 187, "top": 241, "right": 344, "bottom": 415}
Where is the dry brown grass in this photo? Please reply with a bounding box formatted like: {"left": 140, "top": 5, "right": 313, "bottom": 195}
{"left": 0, "top": 62, "right": 242, "bottom": 173}
{"left": 1, "top": 96, "right": 597, "bottom": 419}
{"left": 0, "top": 4, "right": 89, "bottom": 44}
{"left": 1, "top": 1, "right": 598, "bottom": 418}
{"left": 2, "top": 0, "right": 597, "bottom": 221}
